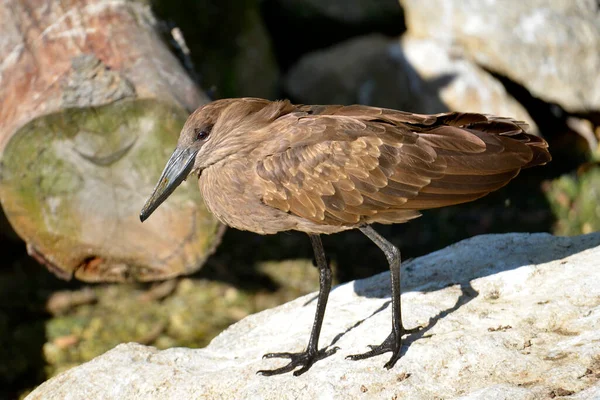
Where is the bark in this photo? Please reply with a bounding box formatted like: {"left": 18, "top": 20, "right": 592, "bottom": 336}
{"left": 0, "top": 0, "right": 225, "bottom": 282}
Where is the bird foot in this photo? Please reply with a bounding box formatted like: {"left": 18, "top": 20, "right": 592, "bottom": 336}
{"left": 257, "top": 346, "right": 339, "bottom": 376}
{"left": 346, "top": 326, "right": 421, "bottom": 369}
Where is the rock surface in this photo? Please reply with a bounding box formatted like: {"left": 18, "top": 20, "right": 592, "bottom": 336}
{"left": 399, "top": 0, "right": 600, "bottom": 113}
{"left": 399, "top": 35, "right": 537, "bottom": 133}
{"left": 285, "top": 34, "right": 537, "bottom": 133}
{"left": 27, "top": 232, "right": 600, "bottom": 399}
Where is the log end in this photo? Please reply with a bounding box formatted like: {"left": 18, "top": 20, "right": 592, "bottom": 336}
{"left": 0, "top": 99, "right": 224, "bottom": 282}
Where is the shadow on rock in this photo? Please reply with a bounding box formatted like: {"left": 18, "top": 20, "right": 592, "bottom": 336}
{"left": 352, "top": 231, "right": 600, "bottom": 300}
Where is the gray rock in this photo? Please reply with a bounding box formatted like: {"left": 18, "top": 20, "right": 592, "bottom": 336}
{"left": 400, "top": 0, "right": 600, "bottom": 113}
{"left": 285, "top": 34, "right": 537, "bottom": 133}
{"left": 27, "top": 232, "right": 600, "bottom": 399}
{"left": 285, "top": 35, "right": 410, "bottom": 107}
{"left": 399, "top": 35, "right": 538, "bottom": 133}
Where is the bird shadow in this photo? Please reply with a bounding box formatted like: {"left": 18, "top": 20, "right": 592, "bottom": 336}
{"left": 318, "top": 231, "right": 600, "bottom": 355}
{"left": 329, "top": 300, "right": 392, "bottom": 347}
{"left": 324, "top": 282, "right": 478, "bottom": 358}
{"left": 396, "top": 282, "right": 479, "bottom": 358}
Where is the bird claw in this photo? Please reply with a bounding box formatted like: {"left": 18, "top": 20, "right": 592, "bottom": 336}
{"left": 346, "top": 326, "right": 421, "bottom": 369}
{"left": 257, "top": 346, "right": 339, "bottom": 376}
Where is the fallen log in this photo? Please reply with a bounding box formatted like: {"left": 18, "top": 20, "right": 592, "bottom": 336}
{"left": 0, "top": 0, "right": 224, "bottom": 282}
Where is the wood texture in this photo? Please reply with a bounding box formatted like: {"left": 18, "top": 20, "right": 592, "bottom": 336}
{"left": 0, "top": 0, "right": 224, "bottom": 282}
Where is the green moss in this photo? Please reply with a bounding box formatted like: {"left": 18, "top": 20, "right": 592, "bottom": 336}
{"left": 545, "top": 167, "right": 600, "bottom": 236}
{"left": 2, "top": 99, "right": 177, "bottom": 235}
{"left": 33, "top": 256, "right": 320, "bottom": 379}
{"left": 0, "top": 98, "right": 222, "bottom": 281}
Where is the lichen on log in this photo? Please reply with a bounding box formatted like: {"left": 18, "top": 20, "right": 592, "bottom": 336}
{"left": 0, "top": 0, "right": 224, "bottom": 281}
{"left": 0, "top": 99, "right": 224, "bottom": 282}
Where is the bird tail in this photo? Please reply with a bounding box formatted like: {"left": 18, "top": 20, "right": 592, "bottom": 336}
{"left": 397, "top": 113, "right": 551, "bottom": 211}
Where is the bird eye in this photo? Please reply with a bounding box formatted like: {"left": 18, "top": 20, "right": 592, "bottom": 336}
{"left": 195, "top": 127, "right": 211, "bottom": 141}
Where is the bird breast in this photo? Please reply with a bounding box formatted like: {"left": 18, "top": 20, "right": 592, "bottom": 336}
{"left": 198, "top": 159, "right": 298, "bottom": 234}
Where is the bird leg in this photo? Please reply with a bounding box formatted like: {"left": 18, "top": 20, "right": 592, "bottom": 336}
{"left": 257, "top": 234, "right": 339, "bottom": 376}
{"left": 347, "top": 226, "right": 419, "bottom": 369}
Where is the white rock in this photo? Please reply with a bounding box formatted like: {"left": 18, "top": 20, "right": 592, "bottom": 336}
{"left": 399, "top": 0, "right": 600, "bottom": 113}
{"left": 285, "top": 34, "right": 538, "bottom": 134}
{"left": 28, "top": 232, "right": 600, "bottom": 399}
{"left": 400, "top": 35, "right": 537, "bottom": 133}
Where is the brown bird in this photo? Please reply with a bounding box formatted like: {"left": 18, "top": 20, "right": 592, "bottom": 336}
{"left": 140, "top": 98, "right": 551, "bottom": 376}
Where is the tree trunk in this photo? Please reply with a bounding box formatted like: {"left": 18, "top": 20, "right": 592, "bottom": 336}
{"left": 0, "top": 0, "right": 225, "bottom": 282}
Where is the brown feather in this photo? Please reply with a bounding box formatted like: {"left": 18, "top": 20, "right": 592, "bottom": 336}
{"left": 176, "top": 99, "right": 551, "bottom": 234}
{"left": 253, "top": 105, "right": 550, "bottom": 229}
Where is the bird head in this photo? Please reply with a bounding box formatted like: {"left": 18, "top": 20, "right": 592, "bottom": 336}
{"left": 139, "top": 98, "right": 277, "bottom": 222}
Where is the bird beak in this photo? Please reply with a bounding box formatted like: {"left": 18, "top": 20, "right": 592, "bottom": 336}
{"left": 140, "top": 146, "right": 198, "bottom": 222}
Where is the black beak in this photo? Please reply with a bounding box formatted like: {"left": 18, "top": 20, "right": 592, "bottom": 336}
{"left": 140, "top": 147, "right": 198, "bottom": 222}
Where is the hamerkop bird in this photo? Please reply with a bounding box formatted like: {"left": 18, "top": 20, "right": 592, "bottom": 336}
{"left": 140, "top": 98, "right": 551, "bottom": 376}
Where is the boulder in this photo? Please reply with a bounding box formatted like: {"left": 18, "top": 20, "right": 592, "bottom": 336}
{"left": 27, "top": 232, "right": 600, "bottom": 399}
{"left": 285, "top": 34, "right": 537, "bottom": 133}
{"left": 399, "top": 0, "right": 600, "bottom": 113}
{"left": 284, "top": 35, "right": 406, "bottom": 106}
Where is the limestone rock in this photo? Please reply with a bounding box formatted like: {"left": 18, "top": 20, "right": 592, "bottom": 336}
{"left": 284, "top": 35, "right": 406, "bottom": 106}
{"left": 400, "top": 35, "right": 538, "bottom": 132}
{"left": 27, "top": 232, "right": 600, "bottom": 399}
{"left": 285, "top": 34, "right": 537, "bottom": 133}
{"left": 399, "top": 0, "right": 600, "bottom": 113}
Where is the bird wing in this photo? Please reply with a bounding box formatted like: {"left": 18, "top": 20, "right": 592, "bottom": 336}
{"left": 255, "top": 105, "right": 549, "bottom": 226}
